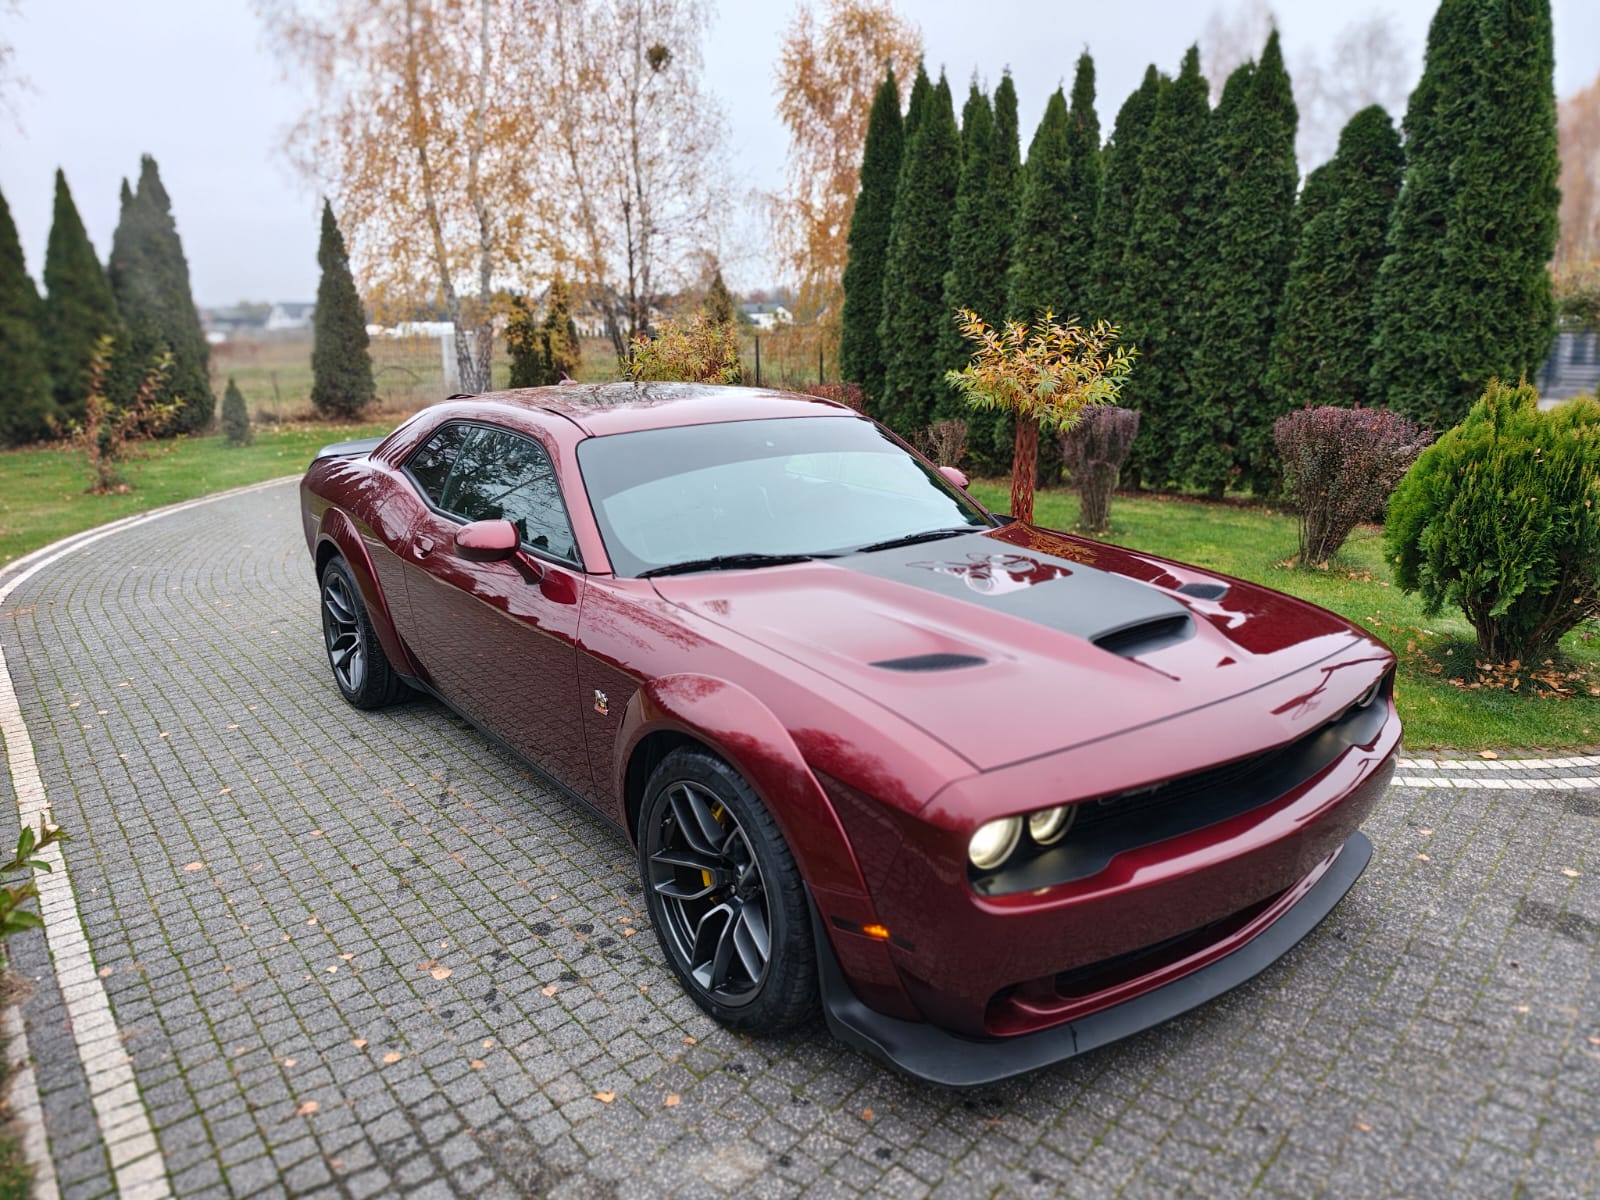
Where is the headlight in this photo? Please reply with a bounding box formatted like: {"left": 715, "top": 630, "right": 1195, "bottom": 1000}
{"left": 1028, "top": 804, "right": 1074, "bottom": 846}
{"left": 968, "top": 817, "right": 1022, "bottom": 870}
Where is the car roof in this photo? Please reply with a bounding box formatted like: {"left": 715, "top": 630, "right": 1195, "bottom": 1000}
{"left": 459, "top": 381, "right": 857, "bottom": 437}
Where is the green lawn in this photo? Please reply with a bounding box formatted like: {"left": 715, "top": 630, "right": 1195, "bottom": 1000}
{"left": 0, "top": 422, "right": 395, "bottom": 569}
{"left": 970, "top": 482, "right": 1600, "bottom": 752}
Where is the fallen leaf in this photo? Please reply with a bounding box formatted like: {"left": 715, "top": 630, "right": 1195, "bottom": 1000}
{"left": 352, "top": 1039, "right": 368, "bottom": 1050}
{"left": 1355, "top": 1122, "right": 1372, "bottom": 1133}
{"left": 861, "top": 1109, "right": 874, "bottom": 1121}
{"left": 306, "top": 916, "right": 319, "bottom": 926}
{"left": 1515, "top": 1005, "right": 1531, "bottom": 1014}
{"left": 294, "top": 1100, "right": 319, "bottom": 1117}
{"left": 182, "top": 862, "right": 203, "bottom": 872}
{"left": 1562, "top": 867, "right": 1582, "bottom": 878}
{"left": 1479, "top": 749, "right": 1499, "bottom": 759}
{"left": 309, "top": 829, "right": 324, "bottom": 838}
{"left": 541, "top": 985, "right": 558, "bottom": 997}
{"left": 98, "top": 966, "right": 113, "bottom": 978}
{"left": 594, "top": 1091, "right": 616, "bottom": 1103}
{"left": 415, "top": 959, "right": 438, "bottom": 972}
{"left": 382, "top": 1052, "right": 403, "bottom": 1064}
{"left": 218, "top": 787, "right": 232, "bottom": 796}
{"left": 470, "top": 1059, "right": 486, "bottom": 1070}
{"left": 282, "top": 1058, "right": 297, "bottom": 1068}
{"left": 1419, "top": 829, "right": 1433, "bottom": 837}
{"left": 338, "top": 953, "right": 355, "bottom": 961}
{"left": 1417, "top": 853, "right": 1431, "bottom": 862}
{"left": 430, "top": 967, "right": 452, "bottom": 981}
{"left": 326, "top": 966, "right": 339, "bottom": 974}
{"left": 481, "top": 1039, "right": 494, "bottom": 1049}
{"left": 1586, "top": 1035, "right": 1600, "bottom": 1046}
{"left": 664, "top": 1094, "right": 680, "bottom": 1107}
{"left": 682, "top": 1036, "right": 697, "bottom": 1045}
{"left": 623, "top": 928, "right": 636, "bottom": 937}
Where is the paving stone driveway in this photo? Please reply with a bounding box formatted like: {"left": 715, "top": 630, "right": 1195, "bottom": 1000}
{"left": 0, "top": 479, "right": 1596, "bottom": 1199}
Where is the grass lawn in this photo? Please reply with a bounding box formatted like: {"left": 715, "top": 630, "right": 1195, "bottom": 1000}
{"left": 970, "top": 481, "right": 1600, "bottom": 752}
{"left": 0, "top": 422, "right": 395, "bottom": 569}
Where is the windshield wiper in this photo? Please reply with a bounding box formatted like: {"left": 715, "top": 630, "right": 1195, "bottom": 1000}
{"left": 639, "top": 552, "right": 829, "bottom": 579}
{"left": 849, "top": 526, "right": 980, "bottom": 555}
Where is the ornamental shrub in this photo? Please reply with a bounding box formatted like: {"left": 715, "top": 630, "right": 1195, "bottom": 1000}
{"left": 1385, "top": 380, "right": 1600, "bottom": 663}
{"left": 916, "top": 418, "right": 968, "bottom": 468}
{"left": 622, "top": 312, "right": 740, "bottom": 384}
{"left": 1276, "top": 406, "right": 1428, "bottom": 566}
{"left": 221, "top": 377, "right": 252, "bottom": 446}
{"left": 1061, "top": 405, "right": 1140, "bottom": 533}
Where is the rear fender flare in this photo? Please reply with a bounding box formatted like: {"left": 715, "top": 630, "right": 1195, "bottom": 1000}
{"left": 314, "top": 510, "right": 418, "bottom": 678}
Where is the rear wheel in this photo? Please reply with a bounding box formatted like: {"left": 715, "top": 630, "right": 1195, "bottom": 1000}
{"left": 638, "top": 748, "right": 817, "bottom": 1033}
{"left": 319, "top": 556, "right": 408, "bottom": 709}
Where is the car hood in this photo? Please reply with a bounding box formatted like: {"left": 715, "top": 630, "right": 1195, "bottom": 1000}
{"left": 650, "top": 527, "right": 1372, "bottom": 773}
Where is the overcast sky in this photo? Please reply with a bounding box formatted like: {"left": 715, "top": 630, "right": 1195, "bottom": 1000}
{"left": 3, "top": 1, "right": 1596, "bottom": 306}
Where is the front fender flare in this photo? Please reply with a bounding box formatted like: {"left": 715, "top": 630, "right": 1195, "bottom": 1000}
{"left": 315, "top": 509, "right": 417, "bottom": 678}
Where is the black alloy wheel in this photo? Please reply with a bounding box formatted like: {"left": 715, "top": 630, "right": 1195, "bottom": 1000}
{"left": 639, "top": 749, "right": 816, "bottom": 1032}
{"left": 318, "top": 557, "right": 408, "bottom": 709}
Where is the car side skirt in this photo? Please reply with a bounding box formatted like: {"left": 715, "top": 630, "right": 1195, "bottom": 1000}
{"left": 808, "top": 830, "right": 1372, "bottom": 1089}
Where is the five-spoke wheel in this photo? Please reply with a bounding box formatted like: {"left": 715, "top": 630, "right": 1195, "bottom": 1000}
{"left": 639, "top": 748, "right": 816, "bottom": 1032}
{"left": 318, "top": 556, "right": 409, "bottom": 709}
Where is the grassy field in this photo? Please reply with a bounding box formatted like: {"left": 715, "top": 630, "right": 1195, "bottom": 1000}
{"left": 970, "top": 481, "right": 1600, "bottom": 752}
{"left": 0, "top": 422, "right": 395, "bottom": 569}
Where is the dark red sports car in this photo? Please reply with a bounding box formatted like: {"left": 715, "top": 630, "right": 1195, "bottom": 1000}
{"left": 300, "top": 382, "right": 1399, "bottom": 1086}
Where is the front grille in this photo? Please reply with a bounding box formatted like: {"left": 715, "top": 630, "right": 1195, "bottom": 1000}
{"left": 971, "top": 674, "right": 1390, "bottom": 896}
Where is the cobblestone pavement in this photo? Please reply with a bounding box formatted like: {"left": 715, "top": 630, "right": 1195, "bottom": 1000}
{"left": 0, "top": 479, "right": 1596, "bottom": 1199}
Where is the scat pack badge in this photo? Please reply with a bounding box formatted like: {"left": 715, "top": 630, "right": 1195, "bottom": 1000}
{"left": 593, "top": 689, "right": 609, "bottom": 716}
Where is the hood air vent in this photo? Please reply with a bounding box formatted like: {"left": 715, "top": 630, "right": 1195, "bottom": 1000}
{"left": 1092, "top": 614, "right": 1194, "bottom": 659}
{"left": 1177, "top": 581, "right": 1230, "bottom": 601}
{"left": 870, "top": 652, "right": 988, "bottom": 672}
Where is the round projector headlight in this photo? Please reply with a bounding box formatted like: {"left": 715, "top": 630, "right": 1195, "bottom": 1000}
{"left": 968, "top": 817, "right": 1022, "bottom": 870}
{"left": 1028, "top": 804, "right": 1075, "bottom": 846}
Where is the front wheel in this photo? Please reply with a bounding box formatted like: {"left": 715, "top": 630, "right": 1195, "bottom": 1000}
{"left": 638, "top": 748, "right": 817, "bottom": 1033}
{"left": 319, "top": 556, "right": 409, "bottom": 710}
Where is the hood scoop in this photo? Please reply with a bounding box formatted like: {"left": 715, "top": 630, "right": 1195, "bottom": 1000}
{"left": 1091, "top": 613, "right": 1195, "bottom": 659}
{"left": 870, "top": 652, "right": 988, "bottom": 672}
{"left": 1177, "top": 580, "right": 1230, "bottom": 601}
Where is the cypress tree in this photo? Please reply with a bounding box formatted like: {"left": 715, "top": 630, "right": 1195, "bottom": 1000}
{"left": 1006, "top": 90, "right": 1071, "bottom": 323}
{"left": 1185, "top": 31, "right": 1299, "bottom": 496}
{"left": 704, "top": 268, "right": 736, "bottom": 328}
{"left": 840, "top": 67, "right": 906, "bottom": 407}
{"left": 1267, "top": 106, "right": 1403, "bottom": 412}
{"left": 1091, "top": 66, "right": 1163, "bottom": 324}
{"left": 507, "top": 296, "right": 551, "bottom": 387}
{"left": 543, "top": 276, "right": 580, "bottom": 380}
{"left": 108, "top": 158, "right": 213, "bottom": 433}
{"left": 1434, "top": 0, "right": 1558, "bottom": 422}
{"left": 936, "top": 82, "right": 998, "bottom": 412}
{"left": 877, "top": 70, "right": 960, "bottom": 439}
{"left": 42, "top": 170, "right": 123, "bottom": 425}
{"left": 311, "top": 199, "right": 375, "bottom": 418}
{"left": 1118, "top": 46, "right": 1212, "bottom": 489}
{"left": 0, "top": 185, "right": 57, "bottom": 445}
{"left": 221, "top": 377, "right": 252, "bottom": 445}
{"left": 1367, "top": 0, "right": 1484, "bottom": 425}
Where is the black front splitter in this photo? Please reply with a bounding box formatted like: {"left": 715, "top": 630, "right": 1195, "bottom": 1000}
{"left": 810, "top": 830, "right": 1372, "bottom": 1089}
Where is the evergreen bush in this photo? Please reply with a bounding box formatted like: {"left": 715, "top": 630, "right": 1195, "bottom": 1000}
{"left": 221, "top": 377, "right": 252, "bottom": 446}
{"left": 1061, "top": 405, "right": 1140, "bottom": 533}
{"left": 1385, "top": 380, "right": 1600, "bottom": 662}
{"left": 839, "top": 67, "right": 905, "bottom": 408}
{"left": 0, "top": 184, "right": 58, "bottom": 445}
{"left": 311, "top": 200, "right": 376, "bottom": 418}
{"left": 1276, "top": 406, "right": 1428, "bottom": 567}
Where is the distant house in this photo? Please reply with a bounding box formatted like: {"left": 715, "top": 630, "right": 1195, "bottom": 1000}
{"left": 740, "top": 303, "right": 792, "bottom": 331}
{"left": 265, "top": 302, "right": 316, "bottom": 333}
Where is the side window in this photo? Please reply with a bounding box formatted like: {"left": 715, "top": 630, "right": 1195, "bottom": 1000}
{"left": 437, "top": 428, "right": 579, "bottom": 563}
{"left": 406, "top": 423, "right": 471, "bottom": 506}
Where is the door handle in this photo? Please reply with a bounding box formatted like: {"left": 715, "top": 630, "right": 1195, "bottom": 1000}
{"left": 415, "top": 535, "right": 435, "bottom": 559}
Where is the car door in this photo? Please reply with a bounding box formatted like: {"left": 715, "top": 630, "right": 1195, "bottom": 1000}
{"left": 399, "top": 422, "right": 591, "bottom": 793}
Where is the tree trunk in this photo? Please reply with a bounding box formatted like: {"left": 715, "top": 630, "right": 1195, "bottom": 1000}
{"left": 1010, "top": 415, "right": 1040, "bottom": 524}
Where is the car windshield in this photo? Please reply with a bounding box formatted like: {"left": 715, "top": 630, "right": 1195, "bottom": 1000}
{"left": 576, "top": 415, "right": 993, "bottom": 578}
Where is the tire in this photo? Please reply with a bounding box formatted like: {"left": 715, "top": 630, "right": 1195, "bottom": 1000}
{"left": 638, "top": 748, "right": 818, "bottom": 1033}
{"left": 318, "top": 556, "right": 409, "bottom": 710}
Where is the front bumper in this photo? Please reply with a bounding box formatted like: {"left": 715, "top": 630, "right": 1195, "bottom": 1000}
{"left": 811, "top": 830, "right": 1372, "bottom": 1088}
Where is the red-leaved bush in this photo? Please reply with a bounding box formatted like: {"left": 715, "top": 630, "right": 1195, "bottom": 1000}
{"left": 803, "top": 382, "right": 866, "bottom": 412}
{"left": 1061, "top": 405, "right": 1140, "bottom": 532}
{"left": 1274, "top": 406, "right": 1430, "bottom": 566}
{"left": 916, "top": 418, "right": 969, "bottom": 468}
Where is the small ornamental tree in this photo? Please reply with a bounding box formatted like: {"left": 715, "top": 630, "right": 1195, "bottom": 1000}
{"left": 76, "top": 334, "right": 177, "bottom": 493}
{"left": 1275, "top": 406, "right": 1428, "bottom": 566}
{"left": 1062, "top": 405, "right": 1140, "bottom": 533}
{"left": 944, "top": 308, "right": 1135, "bottom": 524}
{"left": 1385, "top": 380, "right": 1600, "bottom": 663}
{"left": 506, "top": 295, "right": 550, "bottom": 387}
{"left": 221, "top": 377, "right": 252, "bottom": 446}
{"left": 311, "top": 200, "right": 376, "bottom": 418}
{"left": 622, "top": 312, "right": 741, "bottom": 384}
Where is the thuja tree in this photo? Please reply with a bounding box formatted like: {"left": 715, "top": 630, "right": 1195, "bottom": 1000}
{"left": 108, "top": 156, "right": 213, "bottom": 433}
{"left": 0, "top": 184, "right": 56, "bottom": 445}
{"left": 944, "top": 308, "right": 1134, "bottom": 524}
{"left": 1267, "top": 106, "right": 1403, "bottom": 411}
{"left": 1386, "top": 381, "right": 1600, "bottom": 663}
{"left": 43, "top": 169, "right": 124, "bottom": 425}
{"left": 1185, "top": 31, "right": 1299, "bottom": 497}
{"left": 311, "top": 200, "right": 376, "bottom": 418}
{"left": 221, "top": 377, "right": 253, "bottom": 446}
{"left": 1090, "top": 66, "right": 1162, "bottom": 323}
{"left": 839, "top": 66, "right": 905, "bottom": 407}
{"left": 877, "top": 71, "right": 959, "bottom": 438}
{"left": 936, "top": 84, "right": 999, "bottom": 410}
{"left": 509, "top": 280, "right": 581, "bottom": 387}
{"left": 1118, "top": 47, "right": 1211, "bottom": 490}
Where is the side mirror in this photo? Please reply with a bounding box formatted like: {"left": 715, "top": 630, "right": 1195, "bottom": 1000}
{"left": 455, "top": 519, "right": 519, "bottom": 563}
{"left": 938, "top": 465, "right": 970, "bottom": 489}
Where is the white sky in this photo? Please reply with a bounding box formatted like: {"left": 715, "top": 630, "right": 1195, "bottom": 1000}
{"left": 2, "top": 1, "right": 1596, "bottom": 305}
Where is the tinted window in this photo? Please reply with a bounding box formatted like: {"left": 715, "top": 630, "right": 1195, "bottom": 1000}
{"left": 437, "top": 428, "right": 579, "bottom": 563}
{"left": 407, "top": 423, "right": 471, "bottom": 505}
